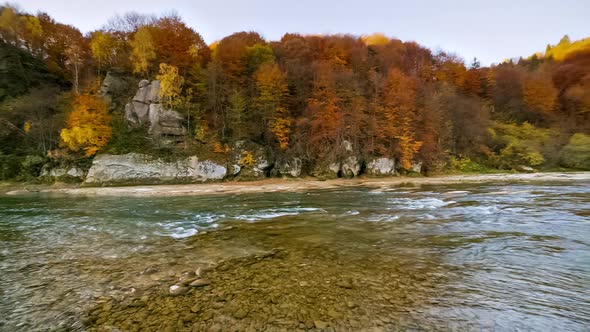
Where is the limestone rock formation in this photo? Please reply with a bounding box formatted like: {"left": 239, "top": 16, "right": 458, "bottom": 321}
{"left": 98, "top": 71, "right": 134, "bottom": 110}
{"left": 84, "top": 153, "right": 227, "bottom": 185}
{"left": 231, "top": 140, "right": 274, "bottom": 179}
{"left": 40, "top": 165, "right": 85, "bottom": 180}
{"left": 314, "top": 140, "right": 361, "bottom": 178}
{"left": 340, "top": 156, "right": 361, "bottom": 178}
{"left": 366, "top": 158, "right": 396, "bottom": 176}
{"left": 124, "top": 79, "right": 186, "bottom": 137}
{"left": 276, "top": 157, "right": 302, "bottom": 177}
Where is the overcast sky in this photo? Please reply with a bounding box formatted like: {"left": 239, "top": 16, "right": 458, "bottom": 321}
{"left": 11, "top": 0, "right": 590, "bottom": 65}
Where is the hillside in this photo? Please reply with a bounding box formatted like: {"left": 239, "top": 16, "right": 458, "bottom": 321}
{"left": 0, "top": 5, "right": 589, "bottom": 184}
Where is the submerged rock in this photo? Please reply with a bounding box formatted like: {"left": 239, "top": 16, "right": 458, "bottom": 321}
{"left": 189, "top": 279, "right": 211, "bottom": 287}
{"left": 169, "top": 284, "right": 188, "bottom": 295}
{"left": 84, "top": 153, "right": 227, "bottom": 185}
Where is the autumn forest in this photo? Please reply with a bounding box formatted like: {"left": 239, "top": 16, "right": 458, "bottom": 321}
{"left": 1, "top": 5, "right": 589, "bottom": 180}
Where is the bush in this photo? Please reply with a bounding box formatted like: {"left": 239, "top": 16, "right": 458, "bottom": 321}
{"left": 20, "top": 155, "right": 45, "bottom": 178}
{"left": 486, "top": 122, "right": 557, "bottom": 169}
{"left": 0, "top": 153, "right": 22, "bottom": 180}
{"left": 560, "top": 133, "right": 590, "bottom": 170}
{"left": 448, "top": 156, "right": 497, "bottom": 173}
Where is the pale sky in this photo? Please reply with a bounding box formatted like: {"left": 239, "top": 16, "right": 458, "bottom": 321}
{"left": 11, "top": 0, "right": 590, "bottom": 65}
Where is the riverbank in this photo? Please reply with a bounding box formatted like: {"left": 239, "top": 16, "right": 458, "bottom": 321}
{"left": 4, "top": 172, "right": 589, "bottom": 197}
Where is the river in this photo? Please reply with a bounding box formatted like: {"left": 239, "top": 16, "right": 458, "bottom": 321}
{"left": 1, "top": 179, "right": 589, "bottom": 331}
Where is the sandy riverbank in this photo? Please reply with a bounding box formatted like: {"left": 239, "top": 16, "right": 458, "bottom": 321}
{"left": 4, "top": 172, "right": 589, "bottom": 197}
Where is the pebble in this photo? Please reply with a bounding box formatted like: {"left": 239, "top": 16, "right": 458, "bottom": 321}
{"left": 314, "top": 320, "right": 329, "bottom": 329}
{"left": 337, "top": 280, "right": 353, "bottom": 289}
{"left": 233, "top": 308, "right": 248, "bottom": 319}
{"left": 189, "top": 279, "right": 211, "bottom": 287}
{"left": 169, "top": 284, "right": 188, "bottom": 295}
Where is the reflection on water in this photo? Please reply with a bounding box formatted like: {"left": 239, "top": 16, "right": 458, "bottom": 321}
{"left": 0, "top": 181, "right": 589, "bottom": 331}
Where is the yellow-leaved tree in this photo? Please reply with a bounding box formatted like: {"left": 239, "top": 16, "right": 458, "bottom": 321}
{"left": 60, "top": 94, "right": 112, "bottom": 156}
{"left": 129, "top": 26, "right": 156, "bottom": 75}
{"left": 156, "top": 63, "right": 184, "bottom": 108}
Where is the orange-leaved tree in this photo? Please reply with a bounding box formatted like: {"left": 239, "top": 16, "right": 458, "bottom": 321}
{"left": 522, "top": 72, "right": 558, "bottom": 113}
{"left": 255, "top": 61, "right": 290, "bottom": 149}
{"left": 377, "top": 68, "right": 422, "bottom": 170}
{"left": 60, "top": 94, "right": 112, "bottom": 156}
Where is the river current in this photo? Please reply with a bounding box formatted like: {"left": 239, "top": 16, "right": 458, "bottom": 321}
{"left": 0, "top": 180, "right": 589, "bottom": 331}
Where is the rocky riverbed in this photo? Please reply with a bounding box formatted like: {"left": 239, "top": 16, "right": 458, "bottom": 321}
{"left": 84, "top": 222, "right": 457, "bottom": 332}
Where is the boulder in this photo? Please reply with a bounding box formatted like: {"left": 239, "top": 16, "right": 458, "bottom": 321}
{"left": 40, "top": 165, "right": 85, "bottom": 180}
{"left": 411, "top": 161, "right": 423, "bottom": 173}
{"left": 84, "top": 153, "right": 227, "bottom": 185}
{"left": 311, "top": 162, "right": 340, "bottom": 179}
{"left": 516, "top": 165, "right": 535, "bottom": 173}
{"left": 124, "top": 101, "right": 150, "bottom": 127}
{"left": 148, "top": 104, "right": 187, "bottom": 136}
{"left": 124, "top": 79, "right": 185, "bottom": 137}
{"left": 366, "top": 158, "right": 396, "bottom": 176}
{"left": 340, "top": 156, "right": 360, "bottom": 178}
{"left": 277, "top": 157, "right": 302, "bottom": 177}
{"left": 231, "top": 140, "right": 274, "bottom": 179}
{"left": 66, "top": 167, "right": 84, "bottom": 178}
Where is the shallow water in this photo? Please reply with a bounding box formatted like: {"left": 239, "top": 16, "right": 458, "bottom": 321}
{"left": 1, "top": 180, "right": 589, "bottom": 331}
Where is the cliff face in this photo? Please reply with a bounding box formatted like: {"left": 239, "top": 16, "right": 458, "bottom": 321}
{"left": 124, "top": 79, "right": 186, "bottom": 137}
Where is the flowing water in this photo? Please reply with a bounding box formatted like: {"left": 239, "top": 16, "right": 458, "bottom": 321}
{"left": 0, "top": 180, "right": 589, "bottom": 331}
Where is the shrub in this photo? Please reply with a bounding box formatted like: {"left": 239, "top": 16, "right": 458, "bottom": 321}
{"left": 560, "top": 133, "right": 590, "bottom": 170}
{"left": 486, "top": 122, "right": 556, "bottom": 169}
{"left": 20, "top": 155, "right": 45, "bottom": 178}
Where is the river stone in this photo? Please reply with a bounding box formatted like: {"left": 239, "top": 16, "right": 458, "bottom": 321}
{"left": 366, "top": 158, "right": 396, "bottom": 176}
{"left": 169, "top": 284, "right": 188, "bottom": 295}
{"left": 189, "top": 279, "right": 211, "bottom": 287}
{"left": 84, "top": 153, "right": 227, "bottom": 185}
{"left": 233, "top": 308, "right": 248, "bottom": 319}
{"left": 516, "top": 165, "right": 535, "bottom": 173}
{"left": 314, "top": 320, "right": 329, "bottom": 329}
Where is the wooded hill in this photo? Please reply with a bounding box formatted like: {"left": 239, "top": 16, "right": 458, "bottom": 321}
{"left": 1, "top": 5, "right": 589, "bottom": 180}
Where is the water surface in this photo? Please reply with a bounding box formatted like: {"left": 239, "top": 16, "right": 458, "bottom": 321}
{"left": 1, "top": 180, "right": 589, "bottom": 331}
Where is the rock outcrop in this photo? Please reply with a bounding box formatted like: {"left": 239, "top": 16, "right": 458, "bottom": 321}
{"left": 84, "top": 153, "right": 227, "bottom": 185}
{"left": 276, "top": 157, "right": 302, "bottom": 178}
{"left": 231, "top": 141, "right": 274, "bottom": 179}
{"left": 124, "top": 80, "right": 186, "bottom": 137}
{"left": 366, "top": 158, "right": 396, "bottom": 177}
{"left": 313, "top": 140, "right": 361, "bottom": 178}
{"left": 40, "top": 165, "right": 85, "bottom": 180}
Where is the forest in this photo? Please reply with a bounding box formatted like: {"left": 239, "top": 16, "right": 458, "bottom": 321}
{"left": 1, "top": 5, "right": 589, "bottom": 181}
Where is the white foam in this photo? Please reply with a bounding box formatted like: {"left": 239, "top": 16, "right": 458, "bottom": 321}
{"left": 368, "top": 214, "right": 400, "bottom": 222}
{"left": 388, "top": 197, "right": 454, "bottom": 210}
{"left": 234, "top": 207, "right": 325, "bottom": 222}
